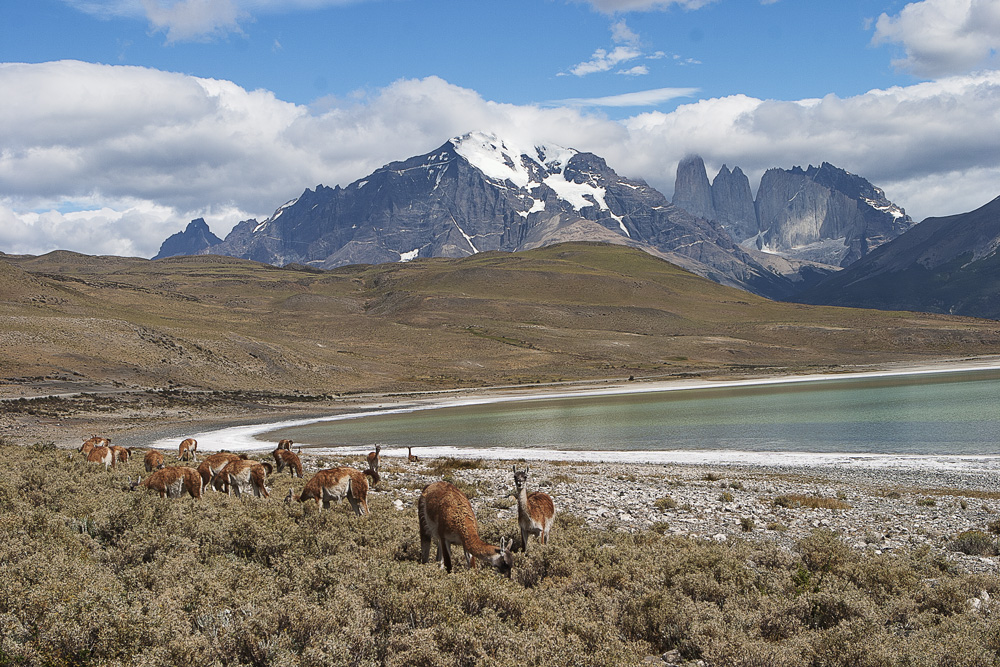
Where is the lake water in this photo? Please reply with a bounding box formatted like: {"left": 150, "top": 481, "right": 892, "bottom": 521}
{"left": 265, "top": 368, "right": 1000, "bottom": 458}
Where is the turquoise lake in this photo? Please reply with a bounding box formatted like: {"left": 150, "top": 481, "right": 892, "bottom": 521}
{"left": 265, "top": 369, "right": 1000, "bottom": 456}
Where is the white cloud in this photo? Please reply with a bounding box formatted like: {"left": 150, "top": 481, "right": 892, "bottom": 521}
{"left": 3, "top": 61, "right": 1000, "bottom": 258}
{"left": 63, "top": 0, "right": 362, "bottom": 42}
{"left": 618, "top": 65, "right": 650, "bottom": 76}
{"left": 872, "top": 0, "right": 1000, "bottom": 76}
{"left": 550, "top": 87, "right": 698, "bottom": 107}
{"left": 567, "top": 46, "right": 643, "bottom": 76}
{"left": 611, "top": 19, "right": 640, "bottom": 45}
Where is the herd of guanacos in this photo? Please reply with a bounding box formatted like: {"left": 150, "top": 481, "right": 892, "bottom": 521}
{"left": 76, "top": 435, "right": 556, "bottom": 576}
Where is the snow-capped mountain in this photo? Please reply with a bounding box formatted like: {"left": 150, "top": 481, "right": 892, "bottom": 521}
{"left": 157, "top": 131, "right": 797, "bottom": 298}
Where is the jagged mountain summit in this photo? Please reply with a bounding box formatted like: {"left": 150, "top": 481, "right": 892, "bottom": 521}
{"left": 795, "top": 195, "right": 1000, "bottom": 319}
{"left": 672, "top": 157, "right": 915, "bottom": 268}
{"left": 158, "top": 132, "right": 796, "bottom": 298}
{"left": 153, "top": 218, "right": 222, "bottom": 260}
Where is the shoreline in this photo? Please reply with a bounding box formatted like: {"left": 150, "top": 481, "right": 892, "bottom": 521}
{"left": 142, "top": 355, "right": 1000, "bottom": 472}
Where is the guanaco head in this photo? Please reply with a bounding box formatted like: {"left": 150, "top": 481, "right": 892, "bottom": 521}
{"left": 494, "top": 537, "right": 514, "bottom": 578}
{"left": 513, "top": 465, "right": 528, "bottom": 492}
{"left": 128, "top": 476, "right": 142, "bottom": 492}
{"left": 284, "top": 488, "right": 298, "bottom": 504}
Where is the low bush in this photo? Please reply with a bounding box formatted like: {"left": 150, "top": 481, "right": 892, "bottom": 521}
{"left": 0, "top": 443, "right": 998, "bottom": 666}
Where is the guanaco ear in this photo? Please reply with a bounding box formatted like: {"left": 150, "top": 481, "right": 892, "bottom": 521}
{"left": 512, "top": 465, "right": 517, "bottom": 473}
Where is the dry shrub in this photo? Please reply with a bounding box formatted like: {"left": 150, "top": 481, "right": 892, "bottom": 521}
{"left": 1, "top": 443, "right": 1000, "bottom": 667}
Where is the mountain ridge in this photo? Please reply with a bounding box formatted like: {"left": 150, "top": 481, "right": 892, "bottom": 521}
{"left": 156, "top": 132, "right": 798, "bottom": 299}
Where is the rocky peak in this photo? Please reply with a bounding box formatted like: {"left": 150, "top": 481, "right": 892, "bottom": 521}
{"left": 153, "top": 218, "right": 222, "bottom": 260}
{"left": 711, "top": 165, "right": 757, "bottom": 242}
{"left": 671, "top": 155, "right": 715, "bottom": 222}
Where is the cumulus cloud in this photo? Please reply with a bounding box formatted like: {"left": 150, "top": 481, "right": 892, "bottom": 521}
{"left": 3, "top": 61, "right": 1000, "bottom": 258}
{"left": 872, "top": 0, "right": 1000, "bottom": 76}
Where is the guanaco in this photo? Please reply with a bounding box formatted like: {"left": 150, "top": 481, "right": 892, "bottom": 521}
{"left": 197, "top": 452, "right": 242, "bottom": 492}
{"left": 408, "top": 447, "right": 420, "bottom": 463}
{"left": 366, "top": 444, "right": 381, "bottom": 473}
{"left": 219, "top": 459, "right": 272, "bottom": 498}
{"left": 272, "top": 448, "right": 303, "bottom": 478}
{"left": 110, "top": 445, "right": 132, "bottom": 466}
{"left": 129, "top": 467, "right": 202, "bottom": 499}
{"left": 512, "top": 466, "right": 555, "bottom": 552}
{"left": 285, "top": 467, "right": 377, "bottom": 515}
{"left": 143, "top": 449, "right": 165, "bottom": 472}
{"left": 178, "top": 438, "right": 198, "bottom": 462}
{"left": 86, "top": 445, "right": 115, "bottom": 470}
{"left": 79, "top": 436, "right": 109, "bottom": 456}
{"left": 418, "top": 480, "right": 513, "bottom": 575}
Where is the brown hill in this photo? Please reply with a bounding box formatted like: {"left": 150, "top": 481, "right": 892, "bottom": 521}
{"left": 2, "top": 243, "right": 998, "bottom": 395}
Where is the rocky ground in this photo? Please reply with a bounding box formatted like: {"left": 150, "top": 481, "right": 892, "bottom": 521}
{"left": 350, "top": 455, "right": 1000, "bottom": 575}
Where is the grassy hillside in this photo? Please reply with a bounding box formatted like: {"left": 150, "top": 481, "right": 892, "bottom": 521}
{"left": 2, "top": 242, "right": 999, "bottom": 396}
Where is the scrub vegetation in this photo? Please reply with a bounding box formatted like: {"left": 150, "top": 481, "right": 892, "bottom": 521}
{"left": 3, "top": 442, "right": 1000, "bottom": 667}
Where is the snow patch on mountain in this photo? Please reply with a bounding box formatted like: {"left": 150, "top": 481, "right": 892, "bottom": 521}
{"left": 452, "top": 131, "right": 611, "bottom": 216}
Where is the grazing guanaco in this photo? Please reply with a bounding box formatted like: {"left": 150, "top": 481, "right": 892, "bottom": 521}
{"left": 366, "top": 444, "right": 381, "bottom": 473}
{"left": 418, "top": 480, "right": 513, "bottom": 576}
{"left": 129, "top": 467, "right": 202, "bottom": 499}
{"left": 197, "top": 452, "right": 242, "bottom": 492}
{"left": 408, "top": 447, "right": 420, "bottom": 463}
{"left": 143, "top": 449, "right": 165, "bottom": 472}
{"left": 285, "top": 467, "right": 377, "bottom": 515}
{"left": 277, "top": 439, "right": 293, "bottom": 451}
{"left": 219, "top": 459, "right": 272, "bottom": 498}
{"left": 79, "top": 436, "right": 109, "bottom": 456}
{"left": 272, "top": 448, "right": 303, "bottom": 478}
{"left": 110, "top": 445, "right": 132, "bottom": 466}
{"left": 86, "top": 445, "right": 115, "bottom": 470}
{"left": 512, "top": 466, "right": 555, "bottom": 552}
{"left": 178, "top": 438, "right": 198, "bottom": 462}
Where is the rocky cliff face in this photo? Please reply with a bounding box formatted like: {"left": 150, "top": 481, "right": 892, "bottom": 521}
{"left": 174, "top": 132, "right": 797, "bottom": 299}
{"left": 671, "top": 157, "right": 914, "bottom": 269}
{"left": 153, "top": 218, "right": 222, "bottom": 260}
{"left": 711, "top": 165, "right": 757, "bottom": 242}
{"left": 671, "top": 155, "right": 716, "bottom": 222}
{"left": 755, "top": 163, "right": 912, "bottom": 267}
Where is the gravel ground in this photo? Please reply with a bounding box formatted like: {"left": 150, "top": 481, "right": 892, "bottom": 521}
{"left": 312, "top": 454, "right": 1000, "bottom": 575}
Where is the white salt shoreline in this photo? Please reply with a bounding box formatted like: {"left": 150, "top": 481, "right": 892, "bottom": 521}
{"left": 148, "top": 356, "right": 1000, "bottom": 471}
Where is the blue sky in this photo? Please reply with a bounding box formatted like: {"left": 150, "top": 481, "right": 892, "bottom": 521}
{"left": 2, "top": 0, "right": 999, "bottom": 257}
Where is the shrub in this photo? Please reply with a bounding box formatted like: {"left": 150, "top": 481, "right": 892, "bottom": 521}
{"left": 655, "top": 496, "right": 677, "bottom": 511}
{"left": 949, "top": 530, "right": 997, "bottom": 556}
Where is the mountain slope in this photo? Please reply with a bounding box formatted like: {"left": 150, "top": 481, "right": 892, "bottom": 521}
{"left": 794, "top": 196, "right": 1000, "bottom": 318}
{"left": 4, "top": 243, "right": 1000, "bottom": 395}
{"left": 170, "top": 132, "right": 796, "bottom": 299}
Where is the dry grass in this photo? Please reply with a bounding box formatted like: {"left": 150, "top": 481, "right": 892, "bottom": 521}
{"left": 3, "top": 441, "right": 1000, "bottom": 666}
